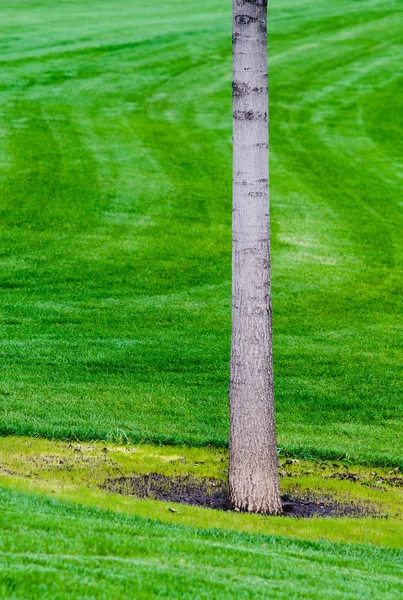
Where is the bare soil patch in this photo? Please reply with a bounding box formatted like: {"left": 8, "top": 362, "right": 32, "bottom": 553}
{"left": 103, "top": 473, "right": 378, "bottom": 518}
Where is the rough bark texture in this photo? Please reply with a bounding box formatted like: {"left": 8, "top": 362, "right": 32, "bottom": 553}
{"left": 228, "top": 0, "right": 282, "bottom": 515}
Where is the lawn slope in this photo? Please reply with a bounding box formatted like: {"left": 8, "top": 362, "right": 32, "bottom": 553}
{"left": 0, "top": 0, "right": 402, "bottom": 464}
{"left": 1, "top": 436, "right": 403, "bottom": 549}
{"left": 1, "top": 488, "right": 403, "bottom": 599}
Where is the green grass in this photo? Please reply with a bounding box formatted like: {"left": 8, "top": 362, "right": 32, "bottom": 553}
{"left": 1, "top": 487, "right": 403, "bottom": 599}
{"left": 0, "top": 2, "right": 402, "bottom": 592}
{"left": 1, "top": 436, "right": 402, "bottom": 549}
{"left": 0, "top": 0, "right": 402, "bottom": 466}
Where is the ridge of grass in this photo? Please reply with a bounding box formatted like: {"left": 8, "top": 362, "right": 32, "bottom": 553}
{"left": 1, "top": 486, "right": 403, "bottom": 599}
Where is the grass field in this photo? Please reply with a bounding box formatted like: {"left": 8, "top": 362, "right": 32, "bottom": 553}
{"left": 0, "top": 0, "right": 402, "bottom": 596}
{"left": 1, "top": 437, "right": 403, "bottom": 549}
{"left": 1, "top": 488, "right": 403, "bottom": 599}
{"left": 1, "top": 0, "right": 402, "bottom": 465}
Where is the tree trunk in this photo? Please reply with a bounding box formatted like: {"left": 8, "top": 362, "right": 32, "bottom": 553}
{"left": 228, "top": 0, "right": 282, "bottom": 515}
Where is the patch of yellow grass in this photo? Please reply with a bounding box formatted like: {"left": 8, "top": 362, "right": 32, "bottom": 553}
{"left": 0, "top": 436, "right": 402, "bottom": 548}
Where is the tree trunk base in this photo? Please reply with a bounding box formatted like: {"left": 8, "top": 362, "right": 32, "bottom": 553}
{"left": 228, "top": 485, "right": 283, "bottom": 516}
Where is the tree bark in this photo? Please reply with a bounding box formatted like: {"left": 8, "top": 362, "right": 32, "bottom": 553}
{"left": 228, "top": 0, "right": 282, "bottom": 515}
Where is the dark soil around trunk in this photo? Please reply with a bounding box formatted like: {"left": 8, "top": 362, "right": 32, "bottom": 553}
{"left": 103, "top": 473, "right": 378, "bottom": 518}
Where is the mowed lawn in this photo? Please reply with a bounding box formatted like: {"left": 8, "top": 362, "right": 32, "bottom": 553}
{"left": 0, "top": 0, "right": 402, "bottom": 466}
{"left": 1, "top": 488, "right": 403, "bottom": 599}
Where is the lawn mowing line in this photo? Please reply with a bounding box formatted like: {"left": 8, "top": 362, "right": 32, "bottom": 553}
{"left": 269, "top": 16, "right": 401, "bottom": 67}
{"left": 0, "top": 552, "right": 298, "bottom": 592}
{"left": 2, "top": 545, "right": 403, "bottom": 596}
{"left": 0, "top": 282, "right": 231, "bottom": 306}
{"left": 297, "top": 54, "right": 402, "bottom": 111}
{"left": 0, "top": 551, "right": 176, "bottom": 569}
{"left": 177, "top": 537, "right": 403, "bottom": 577}
{"left": 0, "top": 26, "right": 229, "bottom": 68}
{"left": 3, "top": 550, "right": 399, "bottom": 593}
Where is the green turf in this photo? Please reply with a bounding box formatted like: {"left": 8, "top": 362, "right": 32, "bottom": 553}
{"left": 2, "top": 436, "right": 403, "bottom": 549}
{"left": 0, "top": 0, "right": 402, "bottom": 465}
{"left": 0, "top": 487, "right": 402, "bottom": 599}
